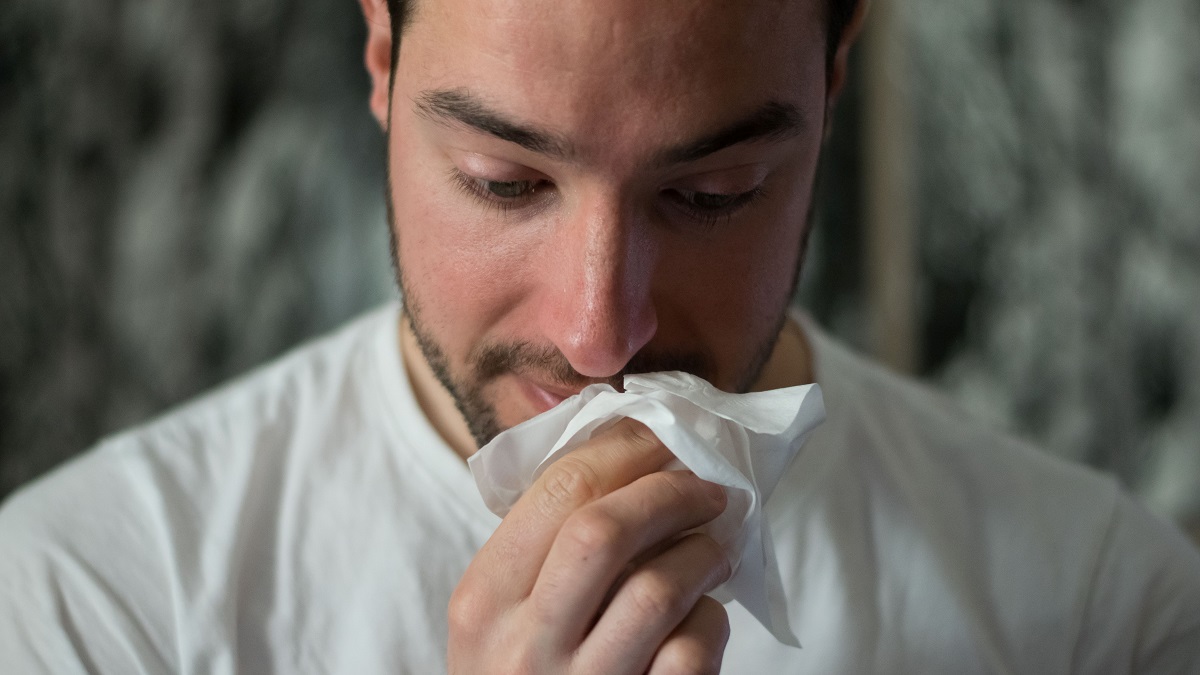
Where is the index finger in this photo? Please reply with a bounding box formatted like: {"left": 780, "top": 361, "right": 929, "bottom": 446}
{"left": 467, "top": 418, "right": 673, "bottom": 602}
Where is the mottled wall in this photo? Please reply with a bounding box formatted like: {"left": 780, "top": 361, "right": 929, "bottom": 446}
{"left": 0, "top": 0, "right": 394, "bottom": 491}
{"left": 906, "top": 0, "right": 1200, "bottom": 533}
{"left": 2, "top": 0, "right": 1198, "bottom": 539}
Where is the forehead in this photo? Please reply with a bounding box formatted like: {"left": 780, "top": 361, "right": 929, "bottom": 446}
{"left": 396, "top": 0, "right": 829, "bottom": 163}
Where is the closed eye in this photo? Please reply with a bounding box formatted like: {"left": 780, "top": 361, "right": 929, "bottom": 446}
{"left": 450, "top": 168, "right": 553, "bottom": 212}
{"left": 674, "top": 189, "right": 756, "bottom": 210}
{"left": 665, "top": 186, "right": 765, "bottom": 229}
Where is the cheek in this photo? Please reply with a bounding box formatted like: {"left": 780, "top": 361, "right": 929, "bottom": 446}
{"left": 388, "top": 132, "right": 536, "bottom": 357}
{"left": 664, "top": 170, "right": 812, "bottom": 365}
{"left": 706, "top": 224, "right": 803, "bottom": 359}
{"left": 723, "top": 153, "right": 817, "bottom": 315}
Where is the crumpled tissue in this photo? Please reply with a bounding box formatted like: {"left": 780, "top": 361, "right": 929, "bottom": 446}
{"left": 468, "top": 371, "right": 825, "bottom": 646}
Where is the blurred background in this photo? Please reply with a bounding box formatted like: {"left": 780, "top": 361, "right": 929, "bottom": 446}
{"left": 2, "top": 0, "right": 1198, "bottom": 542}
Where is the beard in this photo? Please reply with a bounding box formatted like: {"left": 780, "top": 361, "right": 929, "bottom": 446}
{"left": 392, "top": 261, "right": 791, "bottom": 449}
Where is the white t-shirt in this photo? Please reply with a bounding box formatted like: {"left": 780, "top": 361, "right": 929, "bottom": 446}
{"left": 1, "top": 304, "right": 1197, "bottom": 674}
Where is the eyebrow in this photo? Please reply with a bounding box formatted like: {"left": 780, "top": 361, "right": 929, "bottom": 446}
{"left": 654, "top": 100, "right": 806, "bottom": 167}
{"left": 415, "top": 88, "right": 573, "bottom": 159}
{"left": 414, "top": 88, "right": 805, "bottom": 166}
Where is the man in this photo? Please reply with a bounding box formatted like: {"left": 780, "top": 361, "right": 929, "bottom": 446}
{"left": 2, "top": 0, "right": 1198, "bottom": 672}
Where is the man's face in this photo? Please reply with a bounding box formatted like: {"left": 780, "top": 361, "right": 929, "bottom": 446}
{"left": 385, "top": 0, "right": 831, "bottom": 446}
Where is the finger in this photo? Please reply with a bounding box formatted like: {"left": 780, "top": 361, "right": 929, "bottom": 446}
{"left": 529, "top": 471, "right": 727, "bottom": 643}
{"left": 645, "top": 595, "right": 730, "bottom": 675}
{"left": 459, "top": 419, "right": 672, "bottom": 609}
{"left": 575, "top": 533, "right": 731, "bottom": 673}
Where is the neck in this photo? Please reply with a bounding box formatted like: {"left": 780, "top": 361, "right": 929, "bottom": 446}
{"left": 399, "top": 315, "right": 479, "bottom": 461}
{"left": 749, "top": 314, "right": 816, "bottom": 393}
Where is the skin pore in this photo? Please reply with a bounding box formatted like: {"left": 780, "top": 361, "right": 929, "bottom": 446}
{"left": 363, "top": 0, "right": 844, "bottom": 460}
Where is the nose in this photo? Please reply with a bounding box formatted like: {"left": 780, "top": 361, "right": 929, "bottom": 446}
{"left": 537, "top": 192, "right": 659, "bottom": 379}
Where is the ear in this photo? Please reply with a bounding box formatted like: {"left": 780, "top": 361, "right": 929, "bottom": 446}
{"left": 360, "top": 0, "right": 394, "bottom": 130}
{"left": 826, "top": 0, "right": 870, "bottom": 114}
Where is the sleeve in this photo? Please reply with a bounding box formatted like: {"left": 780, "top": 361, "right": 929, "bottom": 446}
{"left": 1071, "top": 490, "right": 1200, "bottom": 674}
{"left": 0, "top": 448, "right": 177, "bottom": 674}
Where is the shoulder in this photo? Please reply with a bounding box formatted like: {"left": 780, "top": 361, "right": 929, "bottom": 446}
{"left": 0, "top": 436, "right": 178, "bottom": 672}
{"left": 0, "top": 304, "right": 400, "bottom": 672}
{"left": 130, "top": 303, "right": 399, "bottom": 458}
{"left": 781, "top": 316, "right": 1200, "bottom": 668}
{"left": 0, "top": 302, "right": 400, "bottom": 549}
{"left": 1072, "top": 490, "right": 1200, "bottom": 672}
{"left": 798, "top": 317, "right": 1119, "bottom": 525}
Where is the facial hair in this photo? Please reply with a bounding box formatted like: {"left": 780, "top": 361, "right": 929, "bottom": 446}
{"left": 394, "top": 265, "right": 789, "bottom": 449}
{"left": 384, "top": 138, "right": 816, "bottom": 451}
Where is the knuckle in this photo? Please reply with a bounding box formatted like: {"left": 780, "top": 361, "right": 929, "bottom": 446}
{"left": 695, "top": 535, "right": 733, "bottom": 585}
{"left": 627, "top": 569, "right": 689, "bottom": 619}
{"left": 446, "top": 584, "right": 489, "bottom": 639}
{"left": 657, "top": 645, "right": 723, "bottom": 675}
{"left": 537, "top": 457, "right": 605, "bottom": 516}
{"left": 617, "top": 417, "right": 663, "bottom": 451}
{"left": 656, "top": 597, "right": 729, "bottom": 674}
{"left": 654, "top": 470, "right": 694, "bottom": 502}
{"left": 560, "top": 509, "right": 625, "bottom": 559}
{"left": 657, "top": 471, "right": 724, "bottom": 513}
{"left": 501, "top": 644, "right": 542, "bottom": 675}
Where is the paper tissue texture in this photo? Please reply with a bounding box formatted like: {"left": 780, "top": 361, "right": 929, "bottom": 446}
{"left": 468, "top": 371, "right": 825, "bottom": 646}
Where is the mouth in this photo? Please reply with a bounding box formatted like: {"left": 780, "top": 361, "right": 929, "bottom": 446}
{"left": 515, "top": 374, "right": 609, "bottom": 415}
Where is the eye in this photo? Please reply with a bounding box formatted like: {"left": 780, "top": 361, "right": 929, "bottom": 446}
{"left": 449, "top": 168, "right": 553, "bottom": 214}
{"left": 666, "top": 186, "right": 765, "bottom": 228}
{"left": 678, "top": 190, "right": 743, "bottom": 210}
{"left": 481, "top": 179, "right": 538, "bottom": 199}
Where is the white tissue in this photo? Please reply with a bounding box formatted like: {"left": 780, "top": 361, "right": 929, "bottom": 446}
{"left": 468, "top": 371, "right": 825, "bottom": 646}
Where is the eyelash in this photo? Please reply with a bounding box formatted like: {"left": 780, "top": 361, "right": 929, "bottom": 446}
{"left": 449, "top": 168, "right": 549, "bottom": 216}
{"left": 666, "top": 187, "right": 766, "bottom": 231}
{"left": 448, "top": 168, "right": 766, "bottom": 229}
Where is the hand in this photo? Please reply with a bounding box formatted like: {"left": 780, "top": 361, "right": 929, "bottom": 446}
{"left": 448, "top": 418, "right": 733, "bottom": 674}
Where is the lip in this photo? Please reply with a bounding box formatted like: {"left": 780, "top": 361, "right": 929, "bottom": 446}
{"left": 517, "top": 377, "right": 581, "bottom": 415}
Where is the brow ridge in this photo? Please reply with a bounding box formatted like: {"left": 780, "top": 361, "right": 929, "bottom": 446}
{"left": 414, "top": 89, "right": 804, "bottom": 166}
{"left": 414, "top": 88, "right": 572, "bottom": 159}
{"left": 654, "top": 101, "right": 806, "bottom": 167}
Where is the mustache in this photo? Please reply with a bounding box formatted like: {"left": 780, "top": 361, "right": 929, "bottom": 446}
{"left": 471, "top": 341, "right": 714, "bottom": 391}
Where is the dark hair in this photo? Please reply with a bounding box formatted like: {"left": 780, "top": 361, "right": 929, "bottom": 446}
{"left": 385, "top": 0, "right": 859, "bottom": 82}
